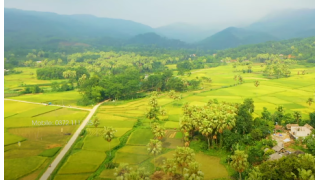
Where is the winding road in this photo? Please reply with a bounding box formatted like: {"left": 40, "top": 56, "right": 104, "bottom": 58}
{"left": 4, "top": 98, "right": 105, "bottom": 180}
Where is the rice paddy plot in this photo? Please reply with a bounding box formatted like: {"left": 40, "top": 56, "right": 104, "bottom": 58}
{"left": 4, "top": 156, "right": 47, "bottom": 180}
{"left": 54, "top": 174, "right": 91, "bottom": 180}
{"left": 99, "top": 119, "right": 136, "bottom": 128}
{"left": 164, "top": 122, "right": 180, "bottom": 129}
{"left": 99, "top": 169, "right": 115, "bottom": 179}
{"left": 5, "top": 104, "right": 88, "bottom": 128}
{"left": 58, "top": 150, "right": 106, "bottom": 174}
{"left": 82, "top": 136, "right": 120, "bottom": 151}
{"left": 113, "top": 146, "right": 150, "bottom": 165}
{"left": 11, "top": 90, "right": 83, "bottom": 107}
{"left": 126, "top": 129, "right": 154, "bottom": 145}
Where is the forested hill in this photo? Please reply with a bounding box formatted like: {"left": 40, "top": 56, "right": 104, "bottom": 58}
{"left": 4, "top": 8, "right": 155, "bottom": 51}
{"left": 197, "top": 27, "right": 279, "bottom": 50}
{"left": 4, "top": 8, "right": 315, "bottom": 53}
{"left": 215, "top": 37, "right": 315, "bottom": 63}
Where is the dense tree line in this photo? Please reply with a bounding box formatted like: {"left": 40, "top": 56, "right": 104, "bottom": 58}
{"left": 215, "top": 37, "right": 315, "bottom": 62}
{"left": 36, "top": 67, "right": 65, "bottom": 80}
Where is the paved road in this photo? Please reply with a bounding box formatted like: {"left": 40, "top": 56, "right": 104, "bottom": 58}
{"left": 39, "top": 101, "right": 105, "bottom": 180}
{"left": 4, "top": 98, "right": 90, "bottom": 111}
{"left": 4, "top": 98, "right": 105, "bottom": 180}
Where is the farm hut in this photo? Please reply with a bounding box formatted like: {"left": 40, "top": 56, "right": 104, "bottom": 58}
{"left": 290, "top": 126, "right": 311, "bottom": 139}
{"left": 286, "top": 124, "right": 299, "bottom": 130}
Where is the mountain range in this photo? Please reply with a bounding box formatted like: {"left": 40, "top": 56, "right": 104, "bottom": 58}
{"left": 4, "top": 8, "right": 315, "bottom": 51}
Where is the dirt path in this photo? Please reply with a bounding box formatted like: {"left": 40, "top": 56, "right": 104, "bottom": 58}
{"left": 4, "top": 98, "right": 105, "bottom": 180}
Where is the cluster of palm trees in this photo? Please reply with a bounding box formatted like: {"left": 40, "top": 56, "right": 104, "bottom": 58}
{"left": 179, "top": 101, "right": 237, "bottom": 149}
{"left": 168, "top": 90, "right": 182, "bottom": 101}
{"left": 263, "top": 59, "right": 295, "bottom": 78}
{"left": 115, "top": 146, "right": 205, "bottom": 180}
{"left": 234, "top": 75, "right": 243, "bottom": 85}
{"left": 60, "top": 51, "right": 182, "bottom": 75}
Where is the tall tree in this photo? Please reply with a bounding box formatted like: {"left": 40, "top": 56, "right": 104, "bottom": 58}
{"left": 93, "top": 117, "right": 100, "bottom": 136}
{"left": 147, "top": 139, "right": 162, "bottom": 171}
{"left": 199, "top": 120, "right": 213, "bottom": 149}
{"left": 103, "top": 126, "right": 117, "bottom": 155}
{"left": 114, "top": 163, "right": 131, "bottom": 180}
{"left": 293, "top": 111, "right": 302, "bottom": 124}
{"left": 306, "top": 98, "right": 314, "bottom": 106}
{"left": 173, "top": 147, "right": 195, "bottom": 174}
{"left": 230, "top": 150, "right": 249, "bottom": 180}
{"left": 183, "top": 162, "right": 204, "bottom": 180}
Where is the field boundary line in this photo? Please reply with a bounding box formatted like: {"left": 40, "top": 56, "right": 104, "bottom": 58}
{"left": 4, "top": 98, "right": 91, "bottom": 111}
{"left": 31, "top": 107, "right": 63, "bottom": 117}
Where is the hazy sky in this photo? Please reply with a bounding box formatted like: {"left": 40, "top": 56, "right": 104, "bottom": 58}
{"left": 4, "top": 0, "right": 315, "bottom": 28}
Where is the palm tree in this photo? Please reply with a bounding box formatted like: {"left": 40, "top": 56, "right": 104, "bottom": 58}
{"left": 183, "top": 162, "right": 204, "bottom": 180}
{"left": 254, "top": 80, "right": 260, "bottom": 87}
{"left": 199, "top": 120, "right": 213, "bottom": 149}
{"left": 173, "top": 147, "right": 195, "bottom": 174}
{"left": 114, "top": 163, "right": 131, "bottom": 179}
{"left": 159, "top": 107, "right": 167, "bottom": 116}
{"left": 127, "top": 167, "right": 150, "bottom": 180}
{"left": 93, "top": 117, "right": 100, "bottom": 136}
{"left": 103, "top": 126, "right": 117, "bottom": 156}
{"left": 151, "top": 123, "right": 166, "bottom": 140}
{"left": 247, "top": 167, "right": 262, "bottom": 180}
{"left": 238, "top": 75, "right": 243, "bottom": 84}
{"left": 230, "top": 150, "right": 249, "bottom": 180}
{"left": 306, "top": 98, "right": 314, "bottom": 106}
{"left": 275, "top": 105, "right": 284, "bottom": 113}
{"left": 162, "top": 159, "right": 177, "bottom": 177}
{"left": 147, "top": 139, "right": 162, "bottom": 171}
{"left": 293, "top": 111, "right": 302, "bottom": 124}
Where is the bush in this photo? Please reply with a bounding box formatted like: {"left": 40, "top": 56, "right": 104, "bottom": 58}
{"left": 264, "top": 149, "right": 275, "bottom": 156}
{"left": 39, "top": 147, "right": 61, "bottom": 157}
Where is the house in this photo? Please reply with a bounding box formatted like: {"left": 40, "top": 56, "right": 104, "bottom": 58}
{"left": 36, "top": 61, "right": 42, "bottom": 63}
{"left": 290, "top": 126, "right": 312, "bottom": 139}
{"left": 230, "top": 60, "right": 237, "bottom": 63}
{"left": 286, "top": 124, "right": 299, "bottom": 130}
{"left": 279, "top": 54, "right": 284, "bottom": 59}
